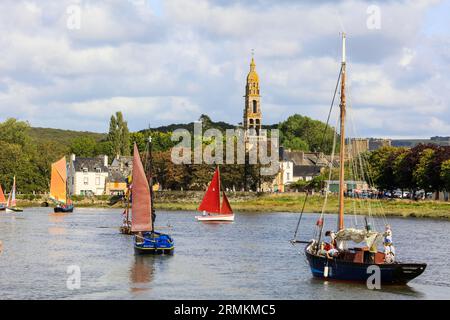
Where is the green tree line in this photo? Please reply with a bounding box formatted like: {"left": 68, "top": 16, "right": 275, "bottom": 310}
{"left": 366, "top": 145, "right": 450, "bottom": 199}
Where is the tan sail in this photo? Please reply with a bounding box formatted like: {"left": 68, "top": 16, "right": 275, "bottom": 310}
{"left": 50, "top": 157, "right": 67, "bottom": 203}
{"left": 131, "top": 143, "right": 153, "bottom": 232}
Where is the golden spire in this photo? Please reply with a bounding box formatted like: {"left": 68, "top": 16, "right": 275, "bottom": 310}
{"left": 247, "top": 52, "right": 259, "bottom": 83}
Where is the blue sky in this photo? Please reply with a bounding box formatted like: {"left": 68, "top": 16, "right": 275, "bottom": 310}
{"left": 0, "top": 0, "right": 449, "bottom": 139}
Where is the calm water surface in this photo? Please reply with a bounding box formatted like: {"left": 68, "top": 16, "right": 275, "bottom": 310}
{"left": 0, "top": 208, "right": 449, "bottom": 300}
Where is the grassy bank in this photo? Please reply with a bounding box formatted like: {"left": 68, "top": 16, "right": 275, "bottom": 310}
{"left": 15, "top": 192, "right": 450, "bottom": 219}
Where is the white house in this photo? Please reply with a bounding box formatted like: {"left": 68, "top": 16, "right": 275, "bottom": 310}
{"left": 68, "top": 154, "right": 109, "bottom": 196}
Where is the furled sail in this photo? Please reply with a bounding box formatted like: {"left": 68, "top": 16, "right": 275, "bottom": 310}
{"left": 131, "top": 143, "right": 153, "bottom": 232}
{"left": 335, "top": 228, "right": 384, "bottom": 249}
{"left": 0, "top": 184, "right": 6, "bottom": 204}
{"left": 50, "top": 157, "right": 67, "bottom": 204}
{"left": 198, "top": 168, "right": 221, "bottom": 213}
{"left": 220, "top": 191, "right": 233, "bottom": 214}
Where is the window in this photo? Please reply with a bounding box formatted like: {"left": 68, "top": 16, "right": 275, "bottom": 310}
{"left": 95, "top": 177, "right": 100, "bottom": 185}
{"left": 82, "top": 167, "right": 88, "bottom": 173}
{"left": 96, "top": 168, "right": 102, "bottom": 173}
{"left": 84, "top": 177, "right": 89, "bottom": 185}
{"left": 286, "top": 173, "right": 290, "bottom": 181}
{"left": 252, "top": 100, "right": 257, "bottom": 113}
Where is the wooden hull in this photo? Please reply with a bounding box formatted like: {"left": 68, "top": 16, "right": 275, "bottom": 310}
{"left": 54, "top": 205, "right": 74, "bottom": 213}
{"left": 195, "top": 214, "right": 235, "bottom": 222}
{"left": 134, "top": 231, "right": 174, "bottom": 255}
{"left": 6, "top": 207, "right": 23, "bottom": 213}
{"left": 305, "top": 248, "right": 426, "bottom": 284}
{"left": 0, "top": 205, "right": 6, "bottom": 211}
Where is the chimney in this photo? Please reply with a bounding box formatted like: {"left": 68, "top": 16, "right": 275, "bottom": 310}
{"left": 71, "top": 154, "right": 76, "bottom": 162}
{"left": 103, "top": 155, "right": 108, "bottom": 167}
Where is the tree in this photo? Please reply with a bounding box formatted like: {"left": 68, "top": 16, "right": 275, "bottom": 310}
{"left": 0, "top": 118, "right": 31, "bottom": 147}
{"left": 413, "top": 148, "right": 435, "bottom": 195}
{"left": 367, "top": 146, "right": 400, "bottom": 192}
{"left": 392, "top": 148, "right": 411, "bottom": 194}
{"left": 69, "top": 137, "right": 97, "bottom": 157}
{"left": 441, "top": 159, "right": 450, "bottom": 192}
{"left": 283, "top": 137, "right": 309, "bottom": 151}
{"left": 107, "top": 111, "right": 131, "bottom": 158}
{"left": 278, "top": 114, "right": 336, "bottom": 153}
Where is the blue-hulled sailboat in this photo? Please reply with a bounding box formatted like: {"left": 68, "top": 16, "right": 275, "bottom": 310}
{"left": 131, "top": 141, "right": 174, "bottom": 255}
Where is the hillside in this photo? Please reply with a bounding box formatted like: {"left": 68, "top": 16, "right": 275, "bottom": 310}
{"left": 148, "top": 114, "right": 277, "bottom": 134}
{"left": 28, "top": 127, "right": 107, "bottom": 145}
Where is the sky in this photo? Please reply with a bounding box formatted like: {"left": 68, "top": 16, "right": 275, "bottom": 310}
{"left": 0, "top": 0, "right": 449, "bottom": 139}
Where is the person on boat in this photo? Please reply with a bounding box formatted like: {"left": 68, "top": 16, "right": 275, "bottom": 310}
{"left": 317, "top": 242, "right": 328, "bottom": 256}
{"left": 384, "top": 238, "right": 396, "bottom": 264}
{"left": 384, "top": 224, "right": 393, "bottom": 243}
{"left": 326, "top": 248, "right": 339, "bottom": 259}
{"left": 324, "top": 230, "right": 337, "bottom": 249}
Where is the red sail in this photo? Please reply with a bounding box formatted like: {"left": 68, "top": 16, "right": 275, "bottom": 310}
{"left": 131, "top": 143, "right": 153, "bottom": 232}
{"left": 220, "top": 191, "right": 233, "bottom": 214}
{"left": 198, "top": 168, "right": 221, "bottom": 213}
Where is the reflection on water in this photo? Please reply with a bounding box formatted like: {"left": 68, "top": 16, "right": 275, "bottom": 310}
{"left": 0, "top": 208, "right": 449, "bottom": 299}
{"left": 48, "top": 213, "right": 67, "bottom": 235}
{"left": 130, "top": 256, "right": 155, "bottom": 293}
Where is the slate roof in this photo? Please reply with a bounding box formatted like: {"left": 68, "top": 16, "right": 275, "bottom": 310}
{"left": 107, "top": 170, "right": 128, "bottom": 183}
{"left": 73, "top": 157, "right": 108, "bottom": 173}
{"left": 293, "top": 165, "right": 322, "bottom": 177}
{"left": 281, "top": 149, "right": 339, "bottom": 167}
{"left": 110, "top": 156, "right": 133, "bottom": 169}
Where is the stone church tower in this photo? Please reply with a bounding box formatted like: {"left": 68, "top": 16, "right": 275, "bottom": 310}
{"left": 243, "top": 56, "right": 262, "bottom": 136}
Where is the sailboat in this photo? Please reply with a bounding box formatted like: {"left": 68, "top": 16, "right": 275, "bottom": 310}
{"left": 50, "top": 157, "right": 74, "bottom": 213}
{"left": 0, "top": 184, "right": 6, "bottom": 211}
{"left": 195, "top": 167, "right": 234, "bottom": 222}
{"left": 131, "top": 142, "right": 174, "bottom": 254}
{"left": 293, "top": 33, "right": 426, "bottom": 284}
{"left": 120, "top": 184, "right": 132, "bottom": 234}
{"left": 6, "top": 176, "right": 23, "bottom": 212}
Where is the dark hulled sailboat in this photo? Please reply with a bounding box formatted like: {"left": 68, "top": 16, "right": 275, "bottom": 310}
{"left": 298, "top": 34, "right": 426, "bottom": 285}
{"left": 131, "top": 142, "right": 174, "bottom": 254}
{"left": 50, "top": 157, "right": 74, "bottom": 213}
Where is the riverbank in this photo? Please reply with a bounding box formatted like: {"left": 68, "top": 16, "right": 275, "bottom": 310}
{"left": 15, "top": 191, "right": 450, "bottom": 219}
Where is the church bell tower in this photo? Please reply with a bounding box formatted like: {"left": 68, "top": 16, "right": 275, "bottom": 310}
{"left": 243, "top": 56, "right": 262, "bottom": 136}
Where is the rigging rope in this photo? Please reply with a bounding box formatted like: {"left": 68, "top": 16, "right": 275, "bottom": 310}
{"left": 292, "top": 191, "right": 309, "bottom": 241}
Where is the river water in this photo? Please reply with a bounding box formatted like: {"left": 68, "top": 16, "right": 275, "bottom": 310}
{"left": 0, "top": 208, "right": 449, "bottom": 300}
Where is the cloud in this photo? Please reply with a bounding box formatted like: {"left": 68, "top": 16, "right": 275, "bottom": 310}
{"left": 0, "top": 0, "right": 448, "bottom": 139}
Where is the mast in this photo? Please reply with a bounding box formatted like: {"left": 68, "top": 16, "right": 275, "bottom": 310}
{"left": 65, "top": 158, "right": 69, "bottom": 204}
{"left": 338, "top": 33, "right": 346, "bottom": 231}
{"left": 146, "top": 135, "right": 156, "bottom": 231}
{"left": 217, "top": 165, "right": 221, "bottom": 212}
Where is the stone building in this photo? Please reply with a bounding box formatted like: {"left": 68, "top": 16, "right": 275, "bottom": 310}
{"left": 272, "top": 148, "right": 339, "bottom": 191}
{"left": 348, "top": 138, "right": 369, "bottom": 158}
{"left": 105, "top": 156, "right": 133, "bottom": 196}
{"left": 369, "top": 138, "right": 391, "bottom": 150}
